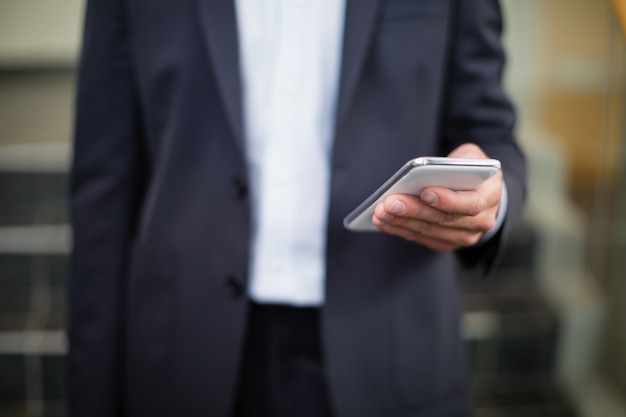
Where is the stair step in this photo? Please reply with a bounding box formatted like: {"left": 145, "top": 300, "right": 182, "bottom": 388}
{"left": 0, "top": 143, "right": 70, "bottom": 173}
{"left": 0, "top": 225, "right": 69, "bottom": 254}
{"left": 0, "top": 172, "right": 68, "bottom": 226}
{"left": 0, "top": 331, "right": 66, "bottom": 355}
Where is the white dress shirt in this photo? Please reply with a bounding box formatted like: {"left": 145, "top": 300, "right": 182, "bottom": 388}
{"left": 235, "top": 0, "right": 346, "bottom": 306}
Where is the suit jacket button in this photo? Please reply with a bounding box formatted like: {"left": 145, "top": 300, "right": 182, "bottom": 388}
{"left": 232, "top": 176, "right": 248, "bottom": 200}
{"left": 226, "top": 274, "right": 245, "bottom": 297}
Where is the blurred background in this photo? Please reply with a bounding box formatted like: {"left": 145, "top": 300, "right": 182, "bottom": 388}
{"left": 0, "top": 0, "right": 625, "bottom": 416}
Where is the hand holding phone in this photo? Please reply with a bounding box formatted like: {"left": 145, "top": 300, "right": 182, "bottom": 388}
{"left": 344, "top": 157, "right": 501, "bottom": 232}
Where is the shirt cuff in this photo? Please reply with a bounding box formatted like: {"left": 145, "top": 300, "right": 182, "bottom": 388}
{"left": 479, "top": 179, "right": 508, "bottom": 243}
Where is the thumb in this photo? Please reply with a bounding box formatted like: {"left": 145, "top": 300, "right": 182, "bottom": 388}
{"left": 447, "top": 143, "right": 487, "bottom": 159}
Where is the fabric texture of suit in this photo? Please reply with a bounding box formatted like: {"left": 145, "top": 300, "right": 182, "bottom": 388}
{"left": 69, "top": 0, "right": 526, "bottom": 416}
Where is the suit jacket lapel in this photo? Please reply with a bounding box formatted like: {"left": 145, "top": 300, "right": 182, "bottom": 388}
{"left": 194, "top": 0, "right": 245, "bottom": 153}
{"left": 336, "top": 0, "right": 382, "bottom": 129}
{"left": 193, "top": 0, "right": 381, "bottom": 151}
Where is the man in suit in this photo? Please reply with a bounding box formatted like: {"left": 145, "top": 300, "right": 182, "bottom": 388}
{"left": 69, "top": 0, "right": 525, "bottom": 416}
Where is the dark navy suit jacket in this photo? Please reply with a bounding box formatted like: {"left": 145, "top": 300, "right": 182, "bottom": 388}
{"left": 69, "top": 0, "right": 526, "bottom": 416}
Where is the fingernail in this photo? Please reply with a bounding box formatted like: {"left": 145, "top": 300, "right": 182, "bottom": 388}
{"left": 380, "top": 213, "right": 394, "bottom": 221}
{"left": 422, "top": 191, "right": 438, "bottom": 205}
{"left": 388, "top": 200, "right": 406, "bottom": 215}
{"left": 375, "top": 203, "right": 393, "bottom": 221}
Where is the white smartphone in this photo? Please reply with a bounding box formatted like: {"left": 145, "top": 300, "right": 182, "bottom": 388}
{"left": 343, "top": 157, "right": 501, "bottom": 231}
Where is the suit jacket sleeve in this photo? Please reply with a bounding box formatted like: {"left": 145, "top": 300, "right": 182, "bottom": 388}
{"left": 69, "top": 0, "right": 146, "bottom": 415}
{"left": 440, "top": 0, "right": 527, "bottom": 273}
